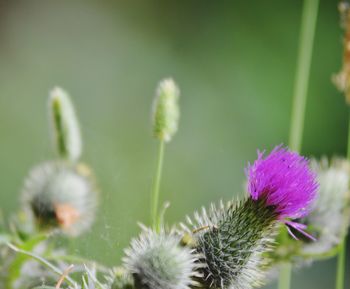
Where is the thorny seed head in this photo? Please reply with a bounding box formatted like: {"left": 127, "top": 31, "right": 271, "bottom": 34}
{"left": 21, "top": 161, "right": 97, "bottom": 236}
{"left": 152, "top": 78, "right": 180, "bottom": 142}
{"left": 123, "top": 226, "right": 200, "bottom": 289}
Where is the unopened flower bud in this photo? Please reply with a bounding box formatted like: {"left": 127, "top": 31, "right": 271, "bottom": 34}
{"left": 49, "top": 87, "right": 82, "bottom": 162}
{"left": 123, "top": 227, "right": 200, "bottom": 289}
{"left": 21, "top": 161, "right": 97, "bottom": 236}
{"left": 152, "top": 78, "right": 180, "bottom": 142}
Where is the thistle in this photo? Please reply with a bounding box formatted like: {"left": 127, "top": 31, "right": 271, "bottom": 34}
{"left": 123, "top": 227, "right": 199, "bottom": 289}
{"left": 48, "top": 87, "right": 82, "bottom": 162}
{"left": 21, "top": 161, "right": 97, "bottom": 236}
{"left": 184, "top": 146, "right": 318, "bottom": 289}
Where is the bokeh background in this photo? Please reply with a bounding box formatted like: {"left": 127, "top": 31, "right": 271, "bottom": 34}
{"left": 0, "top": 1, "right": 349, "bottom": 289}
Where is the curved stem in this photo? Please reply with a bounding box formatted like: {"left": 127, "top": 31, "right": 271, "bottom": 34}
{"left": 7, "top": 242, "right": 77, "bottom": 287}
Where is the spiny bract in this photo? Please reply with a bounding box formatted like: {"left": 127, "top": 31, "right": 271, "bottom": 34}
{"left": 183, "top": 200, "right": 277, "bottom": 289}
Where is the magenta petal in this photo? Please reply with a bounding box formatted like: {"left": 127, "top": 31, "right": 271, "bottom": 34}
{"left": 286, "top": 225, "right": 299, "bottom": 240}
{"left": 246, "top": 145, "right": 318, "bottom": 220}
{"left": 285, "top": 220, "right": 317, "bottom": 241}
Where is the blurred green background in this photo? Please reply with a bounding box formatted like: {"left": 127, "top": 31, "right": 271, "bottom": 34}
{"left": 0, "top": 1, "right": 349, "bottom": 288}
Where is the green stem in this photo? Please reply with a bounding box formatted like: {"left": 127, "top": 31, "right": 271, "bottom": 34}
{"left": 151, "top": 140, "right": 165, "bottom": 231}
{"left": 7, "top": 242, "right": 77, "bottom": 287}
{"left": 336, "top": 240, "right": 346, "bottom": 289}
{"left": 280, "top": 0, "right": 319, "bottom": 289}
{"left": 52, "top": 98, "right": 68, "bottom": 159}
{"left": 288, "top": 0, "right": 319, "bottom": 152}
{"left": 278, "top": 262, "right": 292, "bottom": 289}
{"left": 336, "top": 108, "right": 350, "bottom": 289}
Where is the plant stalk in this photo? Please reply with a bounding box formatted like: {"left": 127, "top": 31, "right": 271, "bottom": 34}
{"left": 280, "top": 0, "right": 319, "bottom": 289}
{"left": 288, "top": 0, "right": 319, "bottom": 153}
{"left": 336, "top": 108, "right": 350, "bottom": 289}
{"left": 151, "top": 140, "right": 165, "bottom": 231}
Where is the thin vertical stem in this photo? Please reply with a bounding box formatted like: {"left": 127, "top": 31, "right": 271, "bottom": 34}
{"left": 335, "top": 108, "right": 350, "bottom": 289}
{"left": 288, "top": 0, "right": 320, "bottom": 152}
{"left": 151, "top": 140, "right": 165, "bottom": 231}
{"left": 278, "top": 263, "right": 292, "bottom": 289}
{"left": 280, "top": 0, "right": 319, "bottom": 289}
{"left": 336, "top": 240, "right": 346, "bottom": 289}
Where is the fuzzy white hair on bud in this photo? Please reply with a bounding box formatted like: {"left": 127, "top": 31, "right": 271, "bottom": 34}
{"left": 49, "top": 87, "right": 82, "bottom": 162}
{"left": 301, "top": 158, "right": 350, "bottom": 255}
{"left": 21, "top": 161, "right": 97, "bottom": 236}
{"left": 123, "top": 227, "right": 200, "bottom": 289}
{"left": 152, "top": 78, "right": 180, "bottom": 142}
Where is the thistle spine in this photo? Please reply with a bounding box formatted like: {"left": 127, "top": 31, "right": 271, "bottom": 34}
{"left": 185, "top": 199, "right": 277, "bottom": 289}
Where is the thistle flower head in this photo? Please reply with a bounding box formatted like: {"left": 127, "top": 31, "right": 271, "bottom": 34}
{"left": 246, "top": 146, "right": 318, "bottom": 220}
{"left": 21, "top": 161, "right": 97, "bottom": 236}
{"left": 123, "top": 227, "right": 199, "bottom": 289}
{"left": 152, "top": 78, "right": 180, "bottom": 142}
{"left": 49, "top": 87, "right": 82, "bottom": 162}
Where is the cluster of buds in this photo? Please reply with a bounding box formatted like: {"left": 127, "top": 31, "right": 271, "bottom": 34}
{"left": 14, "top": 78, "right": 347, "bottom": 289}
{"left": 123, "top": 146, "right": 318, "bottom": 289}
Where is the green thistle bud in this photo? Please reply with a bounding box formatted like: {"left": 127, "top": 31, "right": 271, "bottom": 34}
{"left": 152, "top": 78, "right": 180, "bottom": 142}
{"left": 183, "top": 199, "right": 278, "bottom": 289}
{"left": 123, "top": 227, "right": 199, "bottom": 289}
{"left": 49, "top": 87, "right": 82, "bottom": 162}
{"left": 21, "top": 161, "right": 97, "bottom": 236}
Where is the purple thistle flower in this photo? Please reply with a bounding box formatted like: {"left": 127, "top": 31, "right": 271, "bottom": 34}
{"left": 246, "top": 145, "right": 318, "bottom": 239}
